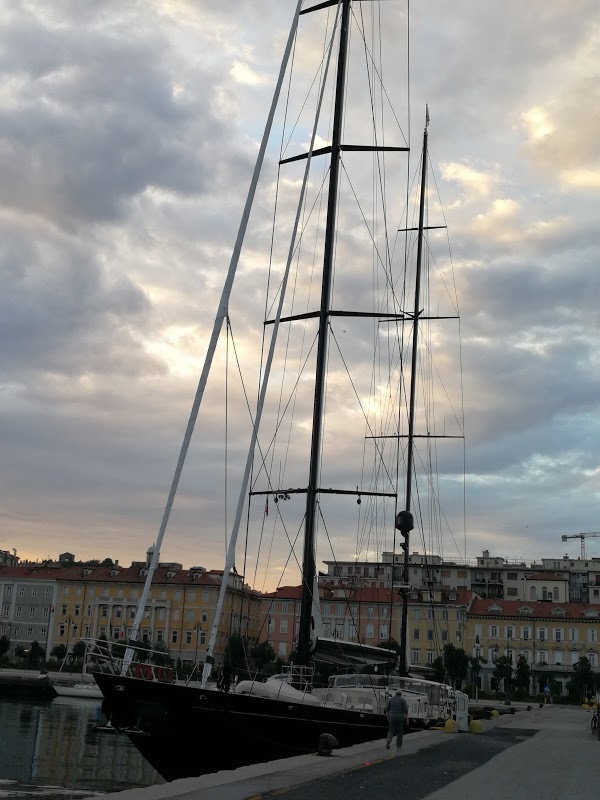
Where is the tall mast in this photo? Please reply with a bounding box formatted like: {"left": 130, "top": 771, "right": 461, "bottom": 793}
{"left": 398, "top": 114, "right": 429, "bottom": 676}
{"left": 297, "top": 0, "right": 352, "bottom": 667}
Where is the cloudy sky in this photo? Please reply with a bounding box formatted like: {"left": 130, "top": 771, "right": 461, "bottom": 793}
{"left": 1, "top": 1, "right": 599, "bottom": 588}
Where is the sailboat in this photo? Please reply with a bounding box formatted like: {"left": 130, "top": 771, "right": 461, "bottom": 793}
{"left": 92, "top": 0, "right": 465, "bottom": 781}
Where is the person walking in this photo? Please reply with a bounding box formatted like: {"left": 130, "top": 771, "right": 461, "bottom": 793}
{"left": 386, "top": 688, "right": 408, "bottom": 750}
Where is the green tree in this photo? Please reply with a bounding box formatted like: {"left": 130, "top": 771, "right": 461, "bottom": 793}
{"left": 0, "top": 635, "right": 10, "bottom": 659}
{"left": 150, "top": 642, "right": 170, "bottom": 666}
{"left": 224, "top": 634, "right": 248, "bottom": 671}
{"left": 567, "top": 657, "right": 595, "bottom": 704}
{"left": 492, "top": 655, "right": 513, "bottom": 693}
{"left": 71, "top": 641, "right": 86, "bottom": 660}
{"left": 51, "top": 644, "right": 67, "bottom": 661}
{"left": 14, "top": 645, "right": 26, "bottom": 659}
{"left": 251, "top": 640, "right": 276, "bottom": 672}
{"left": 431, "top": 655, "right": 445, "bottom": 683}
{"left": 513, "top": 655, "right": 531, "bottom": 697}
{"left": 443, "top": 644, "right": 470, "bottom": 684}
{"left": 29, "top": 641, "right": 45, "bottom": 665}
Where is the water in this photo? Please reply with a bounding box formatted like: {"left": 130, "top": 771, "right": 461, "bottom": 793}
{"left": 0, "top": 698, "right": 163, "bottom": 800}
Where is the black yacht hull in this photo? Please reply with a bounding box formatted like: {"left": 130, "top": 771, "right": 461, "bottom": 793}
{"left": 94, "top": 672, "right": 389, "bottom": 781}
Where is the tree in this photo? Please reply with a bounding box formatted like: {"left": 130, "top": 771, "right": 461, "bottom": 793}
{"left": 443, "top": 644, "right": 470, "bottom": 684}
{"left": 492, "top": 655, "right": 513, "bottom": 693}
{"left": 51, "top": 644, "right": 67, "bottom": 661}
{"left": 71, "top": 641, "right": 86, "bottom": 660}
{"left": 14, "top": 645, "right": 26, "bottom": 659}
{"left": 29, "top": 641, "right": 45, "bottom": 665}
{"left": 379, "top": 637, "right": 401, "bottom": 652}
{"left": 224, "top": 634, "right": 248, "bottom": 671}
{"left": 567, "top": 657, "right": 595, "bottom": 704}
{"left": 513, "top": 655, "right": 531, "bottom": 697}
{"left": 150, "top": 642, "right": 170, "bottom": 666}
{"left": 251, "top": 640, "right": 276, "bottom": 672}
{"left": 431, "top": 656, "right": 445, "bottom": 683}
{"left": 0, "top": 635, "right": 10, "bottom": 659}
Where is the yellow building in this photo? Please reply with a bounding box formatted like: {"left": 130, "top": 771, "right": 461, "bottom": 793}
{"left": 465, "top": 597, "right": 600, "bottom": 695}
{"left": 0, "top": 561, "right": 261, "bottom": 671}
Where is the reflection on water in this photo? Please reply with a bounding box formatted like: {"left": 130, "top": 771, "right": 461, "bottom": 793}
{"left": 0, "top": 697, "right": 163, "bottom": 799}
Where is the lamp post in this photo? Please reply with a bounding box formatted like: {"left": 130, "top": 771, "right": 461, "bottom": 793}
{"left": 473, "top": 635, "right": 481, "bottom": 701}
{"left": 194, "top": 622, "right": 201, "bottom": 673}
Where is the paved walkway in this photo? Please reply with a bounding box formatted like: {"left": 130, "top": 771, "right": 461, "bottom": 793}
{"left": 89, "top": 705, "right": 600, "bottom": 800}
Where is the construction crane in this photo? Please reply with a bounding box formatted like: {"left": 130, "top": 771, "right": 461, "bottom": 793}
{"left": 561, "top": 532, "right": 600, "bottom": 560}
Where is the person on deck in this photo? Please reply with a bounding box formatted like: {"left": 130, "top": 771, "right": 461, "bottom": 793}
{"left": 386, "top": 689, "right": 408, "bottom": 750}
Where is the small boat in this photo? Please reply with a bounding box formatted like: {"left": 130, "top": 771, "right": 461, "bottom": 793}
{"left": 53, "top": 682, "right": 103, "bottom": 700}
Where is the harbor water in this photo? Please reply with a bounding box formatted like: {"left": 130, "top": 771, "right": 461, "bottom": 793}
{"left": 0, "top": 697, "right": 163, "bottom": 799}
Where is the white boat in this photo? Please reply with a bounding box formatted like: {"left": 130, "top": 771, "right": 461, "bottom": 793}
{"left": 53, "top": 681, "right": 103, "bottom": 699}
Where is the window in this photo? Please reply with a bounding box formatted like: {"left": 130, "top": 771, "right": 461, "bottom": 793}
{"left": 185, "top": 631, "right": 192, "bottom": 644}
{"left": 186, "top": 610, "right": 194, "bottom": 622}
{"left": 115, "top": 607, "right": 122, "bottom": 619}
{"left": 101, "top": 606, "right": 108, "bottom": 618}
{"left": 5, "top": 586, "right": 11, "bottom": 596}
{"left": 411, "top": 650, "right": 420, "bottom": 664}
{"left": 84, "top": 625, "right": 91, "bottom": 637}
{"left": 173, "top": 609, "right": 180, "bottom": 621}
{"left": 59, "top": 624, "right": 66, "bottom": 638}
{"left": 74, "top": 605, "right": 80, "bottom": 616}
{"left": 367, "top": 607, "right": 374, "bottom": 618}
{"left": 337, "top": 604, "right": 344, "bottom": 616}
{"left": 522, "top": 627, "right": 530, "bottom": 640}
{"left": 323, "top": 604, "right": 330, "bottom": 615}
{"left": 27, "top": 626, "right": 33, "bottom": 637}
{"left": 99, "top": 625, "right": 106, "bottom": 637}
{"left": 172, "top": 630, "right": 178, "bottom": 643}
{"left": 13, "top": 625, "right": 20, "bottom": 635}
{"left": 553, "top": 587, "right": 559, "bottom": 600}
{"left": 40, "top": 627, "right": 46, "bottom": 638}
{"left": 442, "top": 609, "right": 448, "bottom": 621}
{"left": 490, "top": 625, "right": 498, "bottom": 638}
{"left": 379, "top": 625, "right": 388, "bottom": 640}
{"left": 2, "top": 604, "right": 9, "bottom": 616}
{"left": 29, "top": 607, "right": 35, "bottom": 618}
{"left": 202, "top": 591, "right": 209, "bottom": 601}
{"left": 442, "top": 630, "right": 448, "bottom": 642}
{"left": 32, "top": 588, "right": 38, "bottom": 598}
{"left": 539, "top": 628, "right": 546, "bottom": 641}
{"left": 569, "top": 628, "right": 578, "bottom": 642}
{"left": 278, "top": 642, "right": 287, "bottom": 657}
{"left": 456, "top": 611, "right": 463, "bottom": 621}
{"left": 86, "top": 605, "right": 92, "bottom": 617}
{"left": 427, "top": 609, "right": 434, "bottom": 620}
{"left": 366, "top": 624, "right": 374, "bottom": 639}
{"left": 61, "top": 605, "right": 67, "bottom": 615}
{"left": 45, "top": 588, "right": 51, "bottom": 597}
{"left": 539, "top": 651, "right": 547, "bottom": 665}
{"left": 427, "top": 629, "right": 434, "bottom": 641}
{"left": 280, "top": 602, "right": 289, "bottom": 613}
{"left": 588, "top": 629, "right": 597, "bottom": 643}
{"left": 18, "top": 587, "right": 24, "bottom": 597}
{"left": 554, "top": 629, "right": 562, "bottom": 642}
{"left": 129, "top": 607, "right": 136, "bottom": 620}
{"left": 15, "top": 606, "right": 22, "bottom": 617}
{"left": 589, "top": 652, "right": 597, "bottom": 667}
{"left": 174, "top": 591, "right": 182, "bottom": 601}
{"left": 200, "top": 632, "right": 206, "bottom": 645}
{"left": 507, "top": 572, "right": 518, "bottom": 580}
{"left": 413, "top": 629, "right": 420, "bottom": 640}
{"left": 103, "top": 588, "right": 110, "bottom": 598}
{"left": 414, "top": 609, "right": 421, "bottom": 620}
{"left": 507, "top": 588, "right": 518, "bottom": 596}
{"left": 506, "top": 626, "right": 514, "bottom": 639}
{"left": 279, "top": 619, "right": 288, "bottom": 634}
{"left": 426, "top": 652, "right": 434, "bottom": 665}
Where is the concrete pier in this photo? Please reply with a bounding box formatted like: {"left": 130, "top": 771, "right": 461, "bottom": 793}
{"left": 89, "top": 705, "right": 600, "bottom": 800}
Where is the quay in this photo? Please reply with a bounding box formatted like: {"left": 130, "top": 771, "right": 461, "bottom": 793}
{"left": 88, "top": 704, "right": 600, "bottom": 800}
